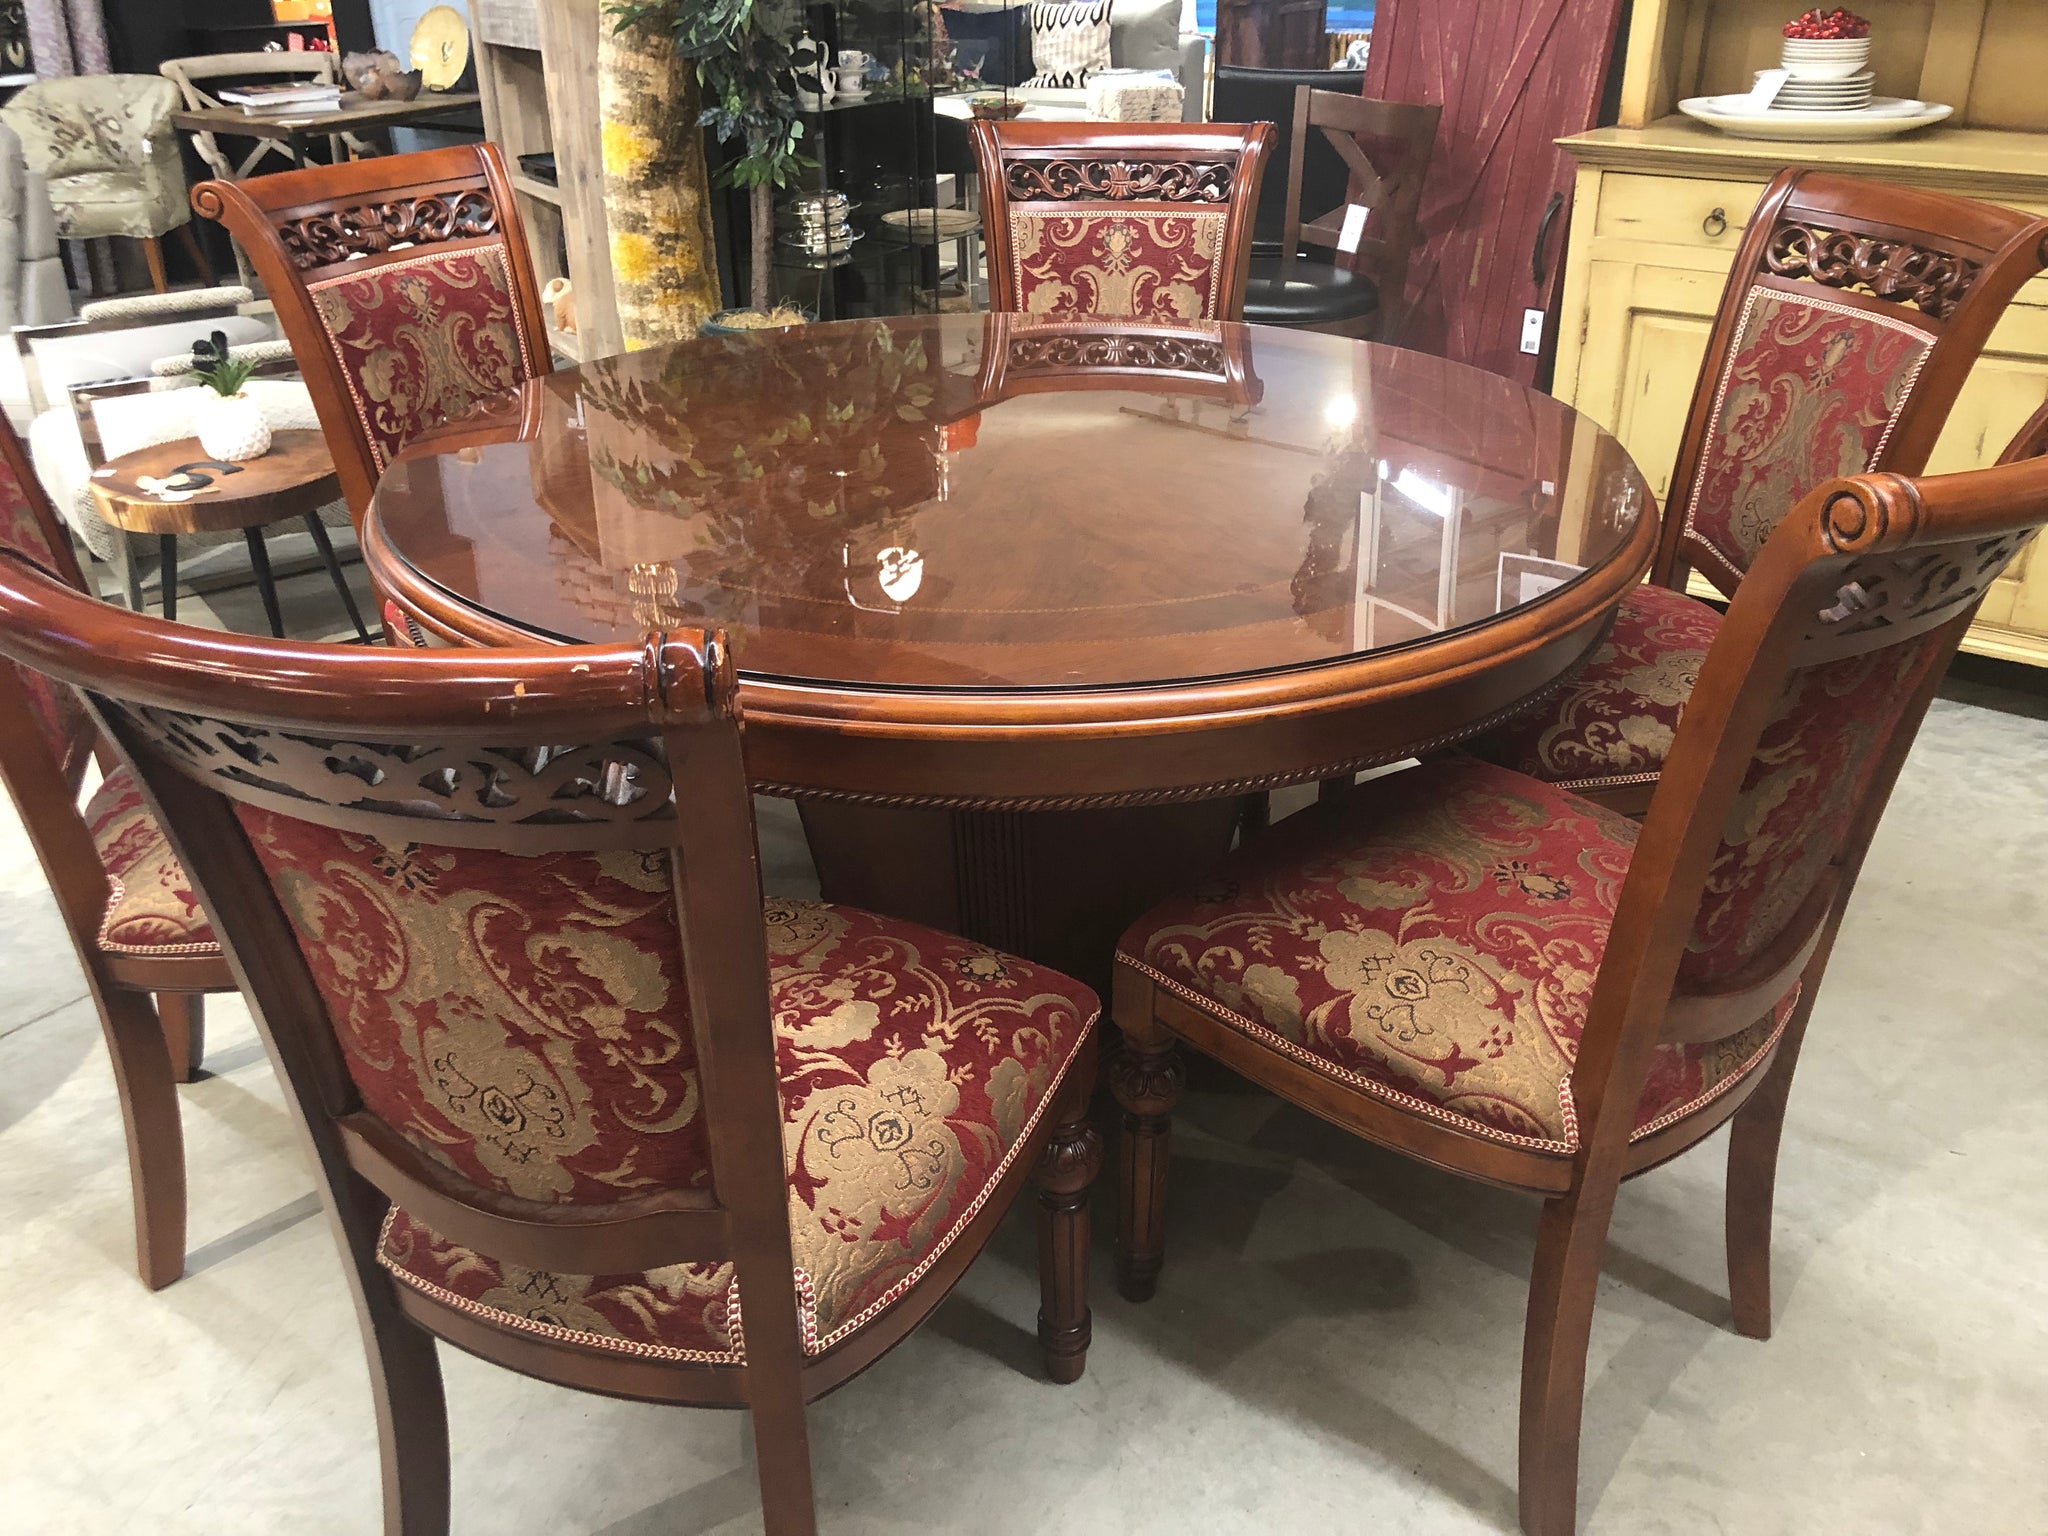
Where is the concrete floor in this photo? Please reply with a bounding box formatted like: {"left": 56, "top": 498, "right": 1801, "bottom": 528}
{"left": 2, "top": 640, "right": 2045, "bottom": 1532}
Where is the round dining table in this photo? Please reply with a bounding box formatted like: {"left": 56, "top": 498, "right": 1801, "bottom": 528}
{"left": 366, "top": 314, "right": 1655, "bottom": 985}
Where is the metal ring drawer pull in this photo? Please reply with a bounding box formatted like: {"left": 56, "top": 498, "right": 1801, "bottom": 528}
{"left": 1703, "top": 207, "right": 1728, "bottom": 238}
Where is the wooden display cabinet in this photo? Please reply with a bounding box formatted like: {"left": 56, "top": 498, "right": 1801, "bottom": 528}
{"left": 1552, "top": 0, "right": 2048, "bottom": 666}
{"left": 468, "top": 0, "right": 621, "bottom": 362}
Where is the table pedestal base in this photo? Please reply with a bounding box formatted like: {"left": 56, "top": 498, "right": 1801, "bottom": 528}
{"left": 795, "top": 797, "right": 1250, "bottom": 994}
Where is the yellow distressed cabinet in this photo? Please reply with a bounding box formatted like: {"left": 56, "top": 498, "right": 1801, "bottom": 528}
{"left": 1553, "top": 0, "right": 2048, "bottom": 666}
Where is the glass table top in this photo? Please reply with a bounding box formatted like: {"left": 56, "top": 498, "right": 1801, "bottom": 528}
{"left": 370, "top": 315, "right": 1651, "bottom": 693}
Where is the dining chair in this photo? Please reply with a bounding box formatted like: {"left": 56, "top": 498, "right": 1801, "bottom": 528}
{"left": 970, "top": 119, "right": 1276, "bottom": 322}
{"left": 0, "top": 412, "right": 231, "bottom": 1291}
{"left": 160, "top": 53, "right": 375, "bottom": 185}
{"left": 1240, "top": 86, "right": 1440, "bottom": 343}
{"left": 1107, "top": 419, "right": 2048, "bottom": 1535}
{"left": 0, "top": 573, "right": 1103, "bottom": 1536}
{"left": 191, "top": 142, "right": 553, "bottom": 529}
{"left": 1209, "top": 64, "right": 1366, "bottom": 254}
{"left": 0, "top": 75, "right": 212, "bottom": 294}
{"left": 1468, "top": 169, "right": 2048, "bottom": 813}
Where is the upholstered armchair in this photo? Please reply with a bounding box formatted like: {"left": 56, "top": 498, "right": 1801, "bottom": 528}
{"left": 0, "top": 123, "right": 71, "bottom": 338}
{"left": 0, "top": 75, "right": 211, "bottom": 294}
{"left": 1468, "top": 170, "right": 2048, "bottom": 813}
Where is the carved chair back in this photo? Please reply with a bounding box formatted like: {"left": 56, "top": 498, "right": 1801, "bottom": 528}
{"left": 976, "top": 314, "right": 1264, "bottom": 408}
{"left": 0, "top": 574, "right": 810, "bottom": 1379}
{"left": 1277, "top": 87, "right": 1440, "bottom": 337}
{"left": 970, "top": 120, "right": 1276, "bottom": 323}
{"left": 1572, "top": 427, "right": 2048, "bottom": 1165}
{"left": 192, "top": 143, "right": 552, "bottom": 529}
{"left": 1656, "top": 169, "right": 2048, "bottom": 598}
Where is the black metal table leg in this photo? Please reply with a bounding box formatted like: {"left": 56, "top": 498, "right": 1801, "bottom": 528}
{"left": 158, "top": 534, "right": 178, "bottom": 621}
{"left": 303, "top": 512, "right": 370, "bottom": 642}
{"left": 244, "top": 528, "right": 286, "bottom": 638}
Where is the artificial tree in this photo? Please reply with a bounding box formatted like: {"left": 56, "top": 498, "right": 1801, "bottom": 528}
{"left": 611, "top": 0, "right": 813, "bottom": 315}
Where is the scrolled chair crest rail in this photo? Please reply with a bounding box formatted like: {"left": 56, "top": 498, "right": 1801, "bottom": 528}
{"left": 1004, "top": 157, "right": 1236, "bottom": 203}
{"left": 1763, "top": 219, "right": 1984, "bottom": 319}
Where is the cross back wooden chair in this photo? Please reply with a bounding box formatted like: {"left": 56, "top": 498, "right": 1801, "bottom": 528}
{"left": 0, "top": 571, "right": 1103, "bottom": 1536}
{"left": 970, "top": 119, "right": 1275, "bottom": 323}
{"left": 1472, "top": 169, "right": 2048, "bottom": 813}
{"left": 0, "top": 413, "right": 230, "bottom": 1291}
{"left": 1241, "top": 85, "right": 1441, "bottom": 342}
{"left": 1109, "top": 421, "right": 2048, "bottom": 1535}
{"left": 160, "top": 53, "right": 376, "bottom": 184}
{"left": 191, "top": 142, "right": 552, "bottom": 531}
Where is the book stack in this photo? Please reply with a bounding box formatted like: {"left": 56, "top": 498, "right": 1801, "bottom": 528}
{"left": 216, "top": 82, "right": 343, "bottom": 116}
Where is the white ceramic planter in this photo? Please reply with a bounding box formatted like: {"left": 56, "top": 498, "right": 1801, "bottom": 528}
{"left": 194, "top": 392, "right": 272, "bottom": 463}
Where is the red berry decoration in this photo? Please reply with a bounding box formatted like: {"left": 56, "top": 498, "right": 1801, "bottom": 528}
{"left": 1784, "top": 7, "right": 1872, "bottom": 38}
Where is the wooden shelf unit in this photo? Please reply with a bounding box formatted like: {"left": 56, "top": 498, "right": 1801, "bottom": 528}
{"left": 467, "top": 0, "right": 621, "bottom": 362}
{"left": 1552, "top": 0, "right": 2048, "bottom": 667}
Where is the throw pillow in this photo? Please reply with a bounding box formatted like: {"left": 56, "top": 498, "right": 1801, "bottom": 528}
{"left": 1108, "top": 0, "right": 1182, "bottom": 74}
{"left": 1025, "top": 0, "right": 1113, "bottom": 89}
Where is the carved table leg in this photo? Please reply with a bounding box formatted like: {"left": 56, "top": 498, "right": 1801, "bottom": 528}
{"left": 1033, "top": 1036, "right": 1103, "bottom": 1384}
{"left": 1108, "top": 981, "right": 1184, "bottom": 1304}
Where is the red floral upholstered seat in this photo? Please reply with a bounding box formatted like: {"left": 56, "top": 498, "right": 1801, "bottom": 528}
{"left": 972, "top": 120, "right": 1274, "bottom": 323}
{"left": 1119, "top": 759, "right": 1787, "bottom": 1154}
{"left": 1469, "top": 171, "right": 2048, "bottom": 804}
{"left": 1474, "top": 582, "right": 1723, "bottom": 793}
{"left": 234, "top": 797, "right": 1097, "bottom": 1365}
{"left": 83, "top": 768, "right": 219, "bottom": 957}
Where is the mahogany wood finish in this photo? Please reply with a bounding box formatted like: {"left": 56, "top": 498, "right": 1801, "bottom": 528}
{"left": 1245, "top": 86, "right": 1442, "bottom": 343}
{"left": 0, "top": 563, "right": 1101, "bottom": 1534}
{"left": 188, "top": 143, "right": 552, "bottom": 531}
{"left": 0, "top": 416, "right": 232, "bottom": 1290}
{"left": 970, "top": 120, "right": 1277, "bottom": 322}
{"left": 1110, "top": 429, "right": 2048, "bottom": 1534}
{"left": 362, "top": 316, "right": 1657, "bottom": 986}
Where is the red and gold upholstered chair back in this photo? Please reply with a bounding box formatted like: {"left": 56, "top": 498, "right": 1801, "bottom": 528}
{"left": 1657, "top": 170, "right": 2048, "bottom": 599}
{"left": 1571, "top": 428, "right": 2048, "bottom": 1150}
{"left": 192, "top": 143, "right": 552, "bottom": 530}
{"left": 971, "top": 119, "right": 1275, "bottom": 323}
{"left": 0, "top": 568, "right": 811, "bottom": 1373}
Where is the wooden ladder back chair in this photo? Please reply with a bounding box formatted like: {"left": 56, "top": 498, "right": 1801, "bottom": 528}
{"left": 971, "top": 119, "right": 1276, "bottom": 323}
{"left": 0, "top": 413, "right": 231, "bottom": 1290}
{"left": 1109, "top": 419, "right": 2048, "bottom": 1535}
{"left": 0, "top": 576, "right": 1102, "bottom": 1535}
{"left": 1468, "top": 170, "right": 2048, "bottom": 812}
{"left": 1268, "top": 85, "right": 1440, "bottom": 340}
{"left": 1657, "top": 169, "right": 2048, "bottom": 597}
{"left": 191, "top": 143, "right": 552, "bottom": 531}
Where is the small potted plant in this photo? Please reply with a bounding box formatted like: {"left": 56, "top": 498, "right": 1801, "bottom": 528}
{"left": 190, "top": 331, "right": 272, "bottom": 463}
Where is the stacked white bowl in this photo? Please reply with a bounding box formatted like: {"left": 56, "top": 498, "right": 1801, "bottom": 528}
{"left": 1777, "top": 33, "right": 1874, "bottom": 110}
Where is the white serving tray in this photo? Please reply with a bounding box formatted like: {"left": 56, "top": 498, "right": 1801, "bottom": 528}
{"left": 1678, "top": 95, "right": 1952, "bottom": 141}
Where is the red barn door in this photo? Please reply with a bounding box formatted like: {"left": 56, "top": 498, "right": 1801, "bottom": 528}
{"left": 1362, "top": 0, "right": 1628, "bottom": 385}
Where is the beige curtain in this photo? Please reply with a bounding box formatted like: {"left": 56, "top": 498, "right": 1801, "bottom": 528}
{"left": 25, "top": 0, "right": 108, "bottom": 79}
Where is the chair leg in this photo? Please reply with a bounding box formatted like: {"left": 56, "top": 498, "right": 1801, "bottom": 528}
{"left": 304, "top": 512, "right": 371, "bottom": 641}
{"left": 114, "top": 534, "right": 142, "bottom": 612}
{"left": 364, "top": 1297, "right": 452, "bottom": 1535}
{"left": 98, "top": 988, "right": 186, "bottom": 1290}
{"left": 140, "top": 235, "right": 169, "bottom": 295}
{"left": 156, "top": 992, "right": 206, "bottom": 1084}
{"left": 1726, "top": 1041, "right": 1803, "bottom": 1341}
{"left": 1518, "top": 1186, "right": 1618, "bottom": 1536}
{"left": 1033, "top": 1036, "right": 1102, "bottom": 1384}
{"left": 1108, "top": 986, "right": 1184, "bottom": 1303}
{"left": 244, "top": 528, "right": 286, "bottom": 638}
{"left": 173, "top": 221, "right": 215, "bottom": 287}
{"left": 747, "top": 1374, "right": 819, "bottom": 1536}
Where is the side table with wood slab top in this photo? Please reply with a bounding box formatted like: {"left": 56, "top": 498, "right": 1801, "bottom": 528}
{"left": 88, "top": 430, "right": 369, "bottom": 641}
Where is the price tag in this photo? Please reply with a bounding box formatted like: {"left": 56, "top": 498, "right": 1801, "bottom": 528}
{"left": 1745, "top": 68, "right": 1792, "bottom": 110}
{"left": 1338, "top": 202, "right": 1371, "bottom": 255}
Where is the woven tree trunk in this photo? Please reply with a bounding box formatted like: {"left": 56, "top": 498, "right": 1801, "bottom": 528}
{"left": 599, "top": 15, "right": 723, "bottom": 347}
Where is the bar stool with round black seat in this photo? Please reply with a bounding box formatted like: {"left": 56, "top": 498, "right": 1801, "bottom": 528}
{"left": 1239, "top": 84, "right": 1440, "bottom": 342}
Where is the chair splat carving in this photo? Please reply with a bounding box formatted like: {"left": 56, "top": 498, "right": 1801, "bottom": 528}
{"left": 273, "top": 189, "right": 503, "bottom": 269}
{"left": 1764, "top": 220, "right": 1984, "bottom": 319}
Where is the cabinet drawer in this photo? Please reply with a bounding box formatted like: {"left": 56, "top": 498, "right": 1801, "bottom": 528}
{"left": 1594, "top": 173, "right": 1763, "bottom": 255}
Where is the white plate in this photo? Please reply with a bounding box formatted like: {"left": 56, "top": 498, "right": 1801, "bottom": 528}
{"left": 1679, "top": 95, "right": 1953, "bottom": 140}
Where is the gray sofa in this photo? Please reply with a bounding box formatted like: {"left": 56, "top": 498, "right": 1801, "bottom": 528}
{"left": 942, "top": 0, "right": 1210, "bottom": 121}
